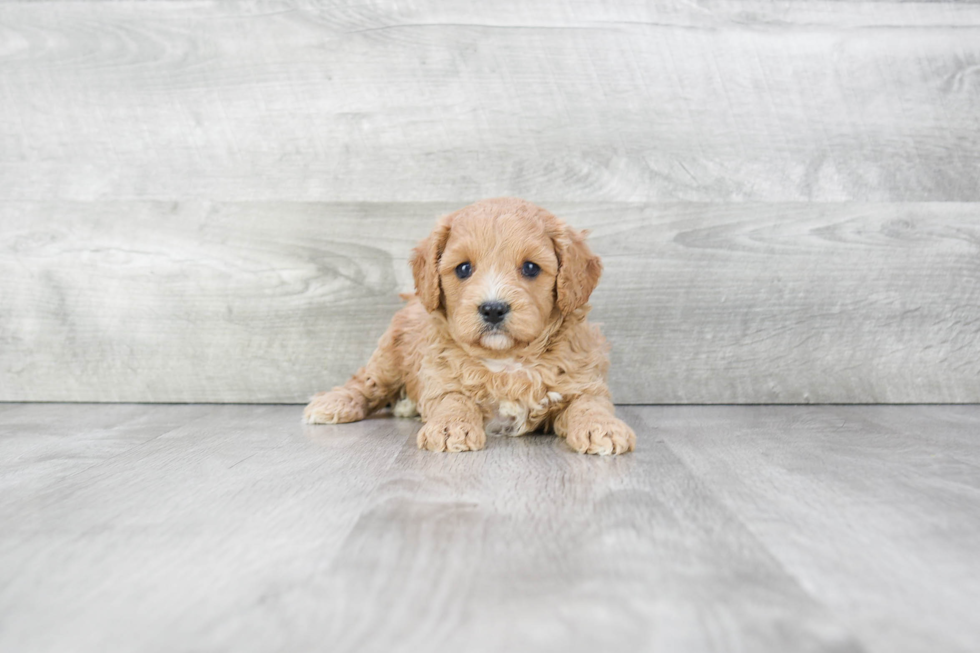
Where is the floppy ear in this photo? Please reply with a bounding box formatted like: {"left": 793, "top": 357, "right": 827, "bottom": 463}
{"left": 554, "top": 223, "right": 603, "bottom": 316}
{"left": 410, "top": 215, "right": 453, "bottom": 312}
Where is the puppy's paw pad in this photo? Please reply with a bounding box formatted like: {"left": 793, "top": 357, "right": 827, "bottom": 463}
{"left": 417, "top": 420, "right": 486, "bottom": 452}
{"left": 567, "top": 417, "right": 635, "bottom": 455}
{"left": 303, "top": 391, "right": 368, "bottom": 424}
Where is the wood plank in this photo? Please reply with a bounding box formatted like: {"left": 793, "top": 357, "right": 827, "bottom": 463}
{"left": 591, "top": 203, "right": 980, "bottom": 403}
{"left": 0, "top": 404, "right": 413, "bottom": 653}
{"left": 0, "top": 1, "right": 978, "bottom": 202}
{"left": 2, "top": 201, "right": 978, "bottom": 403}
{"left": 0, "top": 402, "right": 212, "bottom": 501}
{"left": 222, "top": 411, "right": 859, "bottom": 652}
{"left": 641, "top": 405, "right": 980, "bottom": 653}
{"left": 4, "top": 403, "right": 978, "bottom": 652}
{"left": 0, "top": 406, "right": 848, "bottom": 653}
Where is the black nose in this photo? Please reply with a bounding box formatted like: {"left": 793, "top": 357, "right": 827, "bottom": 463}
{"left": 478, "top": 301, "right": 510, "bottom": 325}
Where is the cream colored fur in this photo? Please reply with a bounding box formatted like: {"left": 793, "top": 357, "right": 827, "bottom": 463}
{"left": 303, "top": 198, "right": 635, "bottom": 455}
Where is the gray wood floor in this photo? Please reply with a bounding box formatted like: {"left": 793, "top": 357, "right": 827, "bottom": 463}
{"left": 1, "top": 403, "right": 978, "bottom": 653}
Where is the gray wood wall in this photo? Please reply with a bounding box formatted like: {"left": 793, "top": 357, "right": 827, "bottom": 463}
{"left": 2, "top": 1, "right": 978, "bottom": 403}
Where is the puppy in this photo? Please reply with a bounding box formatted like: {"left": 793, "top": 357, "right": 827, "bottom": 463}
{"left": 303, "top": 198, "right": 635, "bottom": 455}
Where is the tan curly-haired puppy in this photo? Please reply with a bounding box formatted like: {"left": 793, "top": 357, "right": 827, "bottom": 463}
{"left": 303, "top": 198, "right": 635, "bottom": 455}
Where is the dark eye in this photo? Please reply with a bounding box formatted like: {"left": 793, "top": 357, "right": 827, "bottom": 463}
{"left": 521, "top": 261, "right": 541, "bottom": 279}
{"left": 455, "top": 262, "right": 473, "bottom": 280}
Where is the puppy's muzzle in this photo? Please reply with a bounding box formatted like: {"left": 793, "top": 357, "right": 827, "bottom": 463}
{"left": 478, "top": 301, "right": 510, "bottom": 326}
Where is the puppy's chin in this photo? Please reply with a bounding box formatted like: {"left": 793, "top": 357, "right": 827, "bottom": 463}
{"left": 479, "top": 332, "right": 515, "bottom": 351}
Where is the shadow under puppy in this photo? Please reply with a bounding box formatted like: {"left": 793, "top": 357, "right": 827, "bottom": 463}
{"left": 304, "top": 197, "right": 635, "bottom": 455}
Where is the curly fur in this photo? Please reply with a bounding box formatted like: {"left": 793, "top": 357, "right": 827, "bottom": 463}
{"left": 304, "top": 198, "right": 635, "bottom": 455}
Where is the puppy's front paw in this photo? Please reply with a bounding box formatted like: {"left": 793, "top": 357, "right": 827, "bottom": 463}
{"left": 303, "top": 390, "right": 368, "bottom": 424}
{"left": 565, "top": 416, "right": 636, "bottom": 455}
{"left": 417, "top": 419, "right": 486, "bottom": 453}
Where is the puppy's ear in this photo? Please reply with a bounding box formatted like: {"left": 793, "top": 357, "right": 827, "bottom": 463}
{"left": 410, "top": 215, "right": 453, "bottom": 312}
{"left": 554, "top": 223, "right": 603, "bottom": 316}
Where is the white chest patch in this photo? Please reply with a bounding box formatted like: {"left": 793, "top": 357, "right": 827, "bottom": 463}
{"left": 485, "top": 400, "right": 529, "bottom": 437}
{"left": 483, "top": 393, "right": 563, "bottom": 437}
{"left": 476, "top": 357, "right": 563, "bottom": 437}
{"left": 392, "top": 395, "right": 419, "bottom": 418}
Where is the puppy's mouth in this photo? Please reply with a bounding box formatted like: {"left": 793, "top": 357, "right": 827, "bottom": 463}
{"left": 479, "top": 331, "right": 514, "bottom": 351}
{"left": 477, "top": 322, "right": 516, "bottom": 351}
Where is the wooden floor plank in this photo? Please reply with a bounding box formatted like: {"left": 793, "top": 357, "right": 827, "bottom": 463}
{"left": 640, "top": 405, "right": 980, "bottom": 653}
{"left": 2, "top": 404, "right": 977, "bottom": 652}
{"left": 295, "top": 417, "right": 857, "bottom": 653}
{"left": 0, "top": 405, "right": 412, "bottom": 653}
{"left": 0, "top": 403, "right": 213, "bottom": 500}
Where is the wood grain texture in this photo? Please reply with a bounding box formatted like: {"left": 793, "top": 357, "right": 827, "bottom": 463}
{"left": 0, "top": 1, "right": 979, "bottom": 202}
{"left": 305, "top": 421, "right": 856, "bottom": 653}
{"left": 643, "top": 405, "right": 980, "bottom": 653}
{"left": 3, "top": 0, "right": 980, "bottom": 403}
{"left": 0, "top": 404, "right": 415, "bottom": 653}
{"left": 2, "top": 201, "right": 978, "bottom": 403}
{"left": 2, "top": 403, "right": 979, "bottom": 652}
{"left": 0, "top": 402, "right": 212, "bottom": 502}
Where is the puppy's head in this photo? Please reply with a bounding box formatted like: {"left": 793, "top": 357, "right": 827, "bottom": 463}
{"left": 411, "top": 198, "right": 602, "bottom": 354}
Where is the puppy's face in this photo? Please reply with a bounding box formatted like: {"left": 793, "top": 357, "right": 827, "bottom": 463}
{"left": 412, "top": 198, "right": 602, "bottom": 355}
{"left": 439, "top": 211, "right": 559, "bottom": 351}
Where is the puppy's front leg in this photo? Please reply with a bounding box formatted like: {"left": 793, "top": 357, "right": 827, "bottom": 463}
{"left": 554, "top": 394, "right": 636, "bottom": 455}
{"left": 304, "top": 324, "right": 402, "bottom": 425}
{"left": 417, "top": 393, "right": 486, "bottom": 453}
